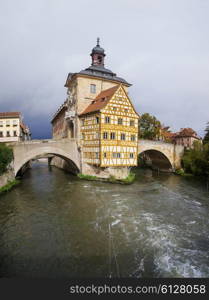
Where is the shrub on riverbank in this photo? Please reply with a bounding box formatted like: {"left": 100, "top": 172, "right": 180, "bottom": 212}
{"left": 0, "top": 179, "right": 20, "bottom": 194}
{"left": 121, "top": 172, "right": 135, "bottom": 184}
{"left": 0, "top": 143, "right": 13, "bottom": 175}
{"left": 77, "top": 173, "right": 98, "bottom": 180}
{"left": 175, "top": 168, "right": 185, "bottom": 176}
{"left": 182, "top": 141, "right": 209, "bottom": 177}
{"left": 78, "top": 172, "right": 136, "bottom": 184}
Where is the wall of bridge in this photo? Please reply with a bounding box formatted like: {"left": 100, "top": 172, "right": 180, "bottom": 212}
{"left": 10, "top": 138, "right": 184, "bottom": 177}
{"left": 138, "top": 140, "right": 184, "bottom": 170}
{"left": 11, "top": 139, "right": 81, "bottom": 176}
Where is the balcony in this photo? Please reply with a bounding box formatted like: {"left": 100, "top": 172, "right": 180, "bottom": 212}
{"left": 65, "top": 111, "right": 75, "bottom": 120}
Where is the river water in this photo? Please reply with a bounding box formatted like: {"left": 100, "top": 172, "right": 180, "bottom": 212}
{"left": 0, "top": 162, "right": 209, "bottom": 278}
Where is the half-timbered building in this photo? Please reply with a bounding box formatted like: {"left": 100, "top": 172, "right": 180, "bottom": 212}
{"left": 80, "top": 84, "right": 139, "bottom": 167}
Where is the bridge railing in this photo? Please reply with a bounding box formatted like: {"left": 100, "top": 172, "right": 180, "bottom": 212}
{"left": 138, "top": 139, "right": 174, "bottom": 146}
{"left": 10, "top": 138, "right": 79, "bottom": 145}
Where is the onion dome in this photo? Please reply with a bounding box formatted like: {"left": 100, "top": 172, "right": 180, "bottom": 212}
{"left": 91, "top": 38, "right": 105, "bottom": 55}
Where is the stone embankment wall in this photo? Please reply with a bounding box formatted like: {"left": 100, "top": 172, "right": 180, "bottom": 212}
{"left": 50, "top": 156, "right": 79, "bottom": 174}
{"left": 50, "top": 156, "right": 130, "bottom": 179}
{"left": 82, "top": 163, "right": 130, "bottom": 179}
{"left": 0, "top": 165, "right": 15, "bottom": 189}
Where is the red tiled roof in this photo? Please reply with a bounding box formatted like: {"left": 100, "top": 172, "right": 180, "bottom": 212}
{"left": 163, "top": 131, "right": 176, "bottom": 138}
{"left": 0, "top": 112, "right": 21, "bottom": 118}
{"left": 175, "top": 128, "right": 198, "bottom": 138}
{"left": 79, "top": 85, "right": 119, "bottom": 115}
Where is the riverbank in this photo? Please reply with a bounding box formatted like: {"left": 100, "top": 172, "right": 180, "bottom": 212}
{"left": 0, "top": 167, "right": 20, "bottom": 195}
{"left": 0, "top": 179, "right": 20, "bottom": 194}
{"left": 0, "top": 169, "right": 15, "bottom": 188}
{"left": 78, "top": 171, "right": 135, "bottom": 184}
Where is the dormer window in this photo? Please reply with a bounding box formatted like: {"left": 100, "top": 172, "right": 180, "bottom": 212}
{"left": 90, "top": 84, "right": 96, "bottom": 94}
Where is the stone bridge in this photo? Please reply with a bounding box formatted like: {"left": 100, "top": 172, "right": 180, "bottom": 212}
{"left": 138, "top": 140, "right": 184, "bottom": 171}
{"left": 10, "top": 138, "right": 184, "bottom": 176}
{"left": 11, "top": 139, "right": 81, "bottom": 176}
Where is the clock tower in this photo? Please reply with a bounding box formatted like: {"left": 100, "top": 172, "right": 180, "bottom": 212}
{"left": 90, "top": 38, "right": 106, "bottom": 67}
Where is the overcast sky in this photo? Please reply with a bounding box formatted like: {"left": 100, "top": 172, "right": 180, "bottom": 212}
{"left": 0, "top": 0, "right": 208, "bottom": 138}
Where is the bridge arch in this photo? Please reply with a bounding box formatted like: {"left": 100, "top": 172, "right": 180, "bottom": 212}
{"left": 12, "top": 140, "right": 81, "bottom": 176}
{"left": 137, "top": 140, "right": 179, "bottom": 171}
{"left": 138, "top": 149, "right": 173, "bottom": 172}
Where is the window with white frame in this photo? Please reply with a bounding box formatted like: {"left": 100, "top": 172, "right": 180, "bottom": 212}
{"left": 110, "top": 132, "right": 115, "bottom": 140}
{"left": 131, "top": 135, "right": 136, "bottom": 141}
{"left": 105, "top": 116, "right": 110, "bottom": 124}
{"left": 13, "top": 120, "right": 18, "bottom": 126}
{"left": 112, "top": 152, "right": 120, "bottom": 158}
{"left": 130, "top": 120, "right": 134, "bottom": 126}
{"left": 103, "top": 132, "right": 108, "bottom": 139}
{"left": 121, "top": 133, "right": 126, "bottom": 140}
{"left": 118, "top": 118, "right": 123, "bottom": 125}
{"left": 90, "top": 84, "right": 96, "bottom": 93}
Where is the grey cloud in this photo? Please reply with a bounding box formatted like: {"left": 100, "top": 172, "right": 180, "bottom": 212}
{"left": 0, "top": 0, "right": 208, "bottom": 138}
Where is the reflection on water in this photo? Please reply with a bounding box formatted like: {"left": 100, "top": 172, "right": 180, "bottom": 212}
{"left": 0, "top": 162, "right": 209, "bottom": 278}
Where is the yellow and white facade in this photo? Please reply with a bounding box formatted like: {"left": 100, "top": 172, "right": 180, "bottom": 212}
{"left": 80, "top": 85, "right": 139, "bottom": 167}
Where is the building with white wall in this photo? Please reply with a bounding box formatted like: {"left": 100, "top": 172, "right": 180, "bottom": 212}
{"left": 0, "top": 112, "right": 31, "bottom": 143}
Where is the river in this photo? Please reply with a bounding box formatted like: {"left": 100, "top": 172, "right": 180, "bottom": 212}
{"left": 0, "top": 161, "right": 209, "bottom": 278}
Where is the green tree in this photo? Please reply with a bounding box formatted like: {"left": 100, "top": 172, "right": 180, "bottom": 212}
{"left": 182, "top": 141, "right": 209, "bottom": 176}
{"left": 0, "top": 143, "right": 13, "bottom": 175}
{"left": 203, "top": 122, "right": 209, "bottom": 144}
{"left": 138, "top": 113, "right": 161, "bottom": 140}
